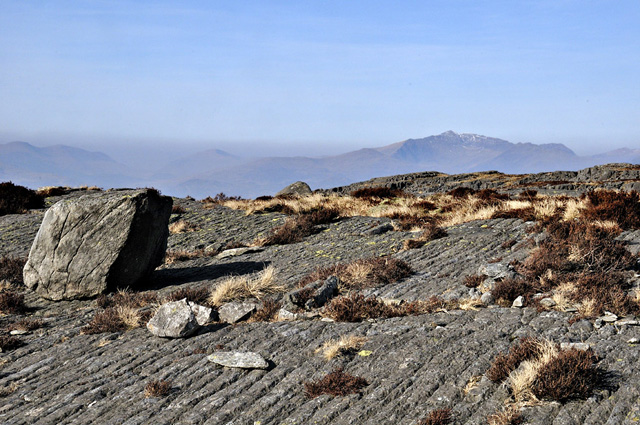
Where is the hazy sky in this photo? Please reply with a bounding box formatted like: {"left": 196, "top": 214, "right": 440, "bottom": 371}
{"left": 1, "top": 0, "right": 639, "bottom": 158}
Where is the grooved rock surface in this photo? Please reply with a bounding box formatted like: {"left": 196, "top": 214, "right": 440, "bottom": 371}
{"left": 23, "top": 189, "right": 172, "bottom": 300}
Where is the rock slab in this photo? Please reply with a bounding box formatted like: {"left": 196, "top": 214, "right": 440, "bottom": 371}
{"left": 208, "top": 351, "right": 269, "bottom": 369}
{"left": 147, "top": 299, "right": 200, "bottom": 338}
{"left": 218, "top": 301, "right": 258, "bottom": 324}
{"left": 23, "top": 189, "right": 172, "bottom": 300}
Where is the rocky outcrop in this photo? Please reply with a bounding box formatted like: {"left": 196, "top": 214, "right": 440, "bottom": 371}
{"left": 275, "top": 181, "right": 312, "bottom": 197}
{"left": 23, "top": 189, "right": 172, "bottom": 300}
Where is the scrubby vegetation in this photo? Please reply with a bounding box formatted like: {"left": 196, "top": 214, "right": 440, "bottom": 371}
{"left": 0, "top": 335, "right": 24, "bottom": 351}
{"left": 323, "top": 293, "right": 450, "bottom": 322}
{"left": 317, "top": 335, "right": 368, "bottom": 360}
{"left": 486, "top": 338, "right": 606, "bottom": 405}
{"left": 0, "top": 182, "right": 44, "bottom": 216}
{"left": 248, "top": 298, "right": 282, "bottom": 322}
{"left": 304, "top": 368, "right": 368, "bottom": 398}
{"left": 8, "top": 318, "right": 44, "bottom": 332}
{"left": 0, "top": 291, "right": 26, "bottom": 314}
{"left": 298, "top": 256, "right": 412, "bottom": 290}
{"left": 208, "top": 266, "right": 284, "bottom": 307}
{"left": 168, "top": 220, "right": 200, "bottom": 234}
{"left": 85, "top": 289, "right": 160, "bottom": 334}
{"left": 417, "top": 408, "right": 453, "bottom": 425}
{"left": 144, "top": 379, "right": 172, "bottom": 398}
{"left": 0, "top": 256, "right": 26, "bottom": 288}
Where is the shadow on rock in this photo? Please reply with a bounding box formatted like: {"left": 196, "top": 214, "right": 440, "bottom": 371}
{"left": 145, "top": 261, "right": 272, "bottom": 290}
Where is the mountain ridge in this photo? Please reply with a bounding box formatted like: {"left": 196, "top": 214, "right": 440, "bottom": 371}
{"left": 1, "top": 132, "right": 638, "bottom": 198}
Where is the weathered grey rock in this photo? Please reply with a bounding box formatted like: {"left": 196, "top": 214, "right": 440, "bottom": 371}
{"left": 208, "top": 351, "right": 269, "bottom": 369}
{"left": 311, "top": 276, "right": 339, "bottom": 308}
{"left": 218, "top": 301, "right": 258, "bottom": 324}
{"left": 147, "top": 299, "right": 200, "bottom": 338}
{"left": 468, "top": 288, "right": 481, "bottom": 299}
{"left": 628, "top": 337, "right": 640, "bottom": 344}
{"left": 539, "top": 298, "right": 556, "bottom": 308}
{"left": 277, "top": 308, "right": 298, "bottom": 321}
{"left": 560, "top": 342, "right": 590, "bottom": 351}
{"left": 617, "top": 319, "right": 640, "bottom": 326}
{"left": 216, "top": 246, "right": 263, "bottom": 259}
{"left": 23, "top": 189, "right": 172, "bottom": 300}
{"left": 601, "top": 312, "right": 618, "bottom": 323}
{"left": 480, "top": 292, "right": 494, "bottom": 305}
{"left": 512, "top": 296, "right": 524, "bottom": 308}
{"left": 188, "top": 302, "right": 214, "bottom": 326}
{"left": 362, "top": 223, "right": 394, "bottom": 236}
{"left": 478, "top": 263, "right": 515, "bottom": 280}
{"left": 275, "top": 181, "right": 312, "bottom": 197}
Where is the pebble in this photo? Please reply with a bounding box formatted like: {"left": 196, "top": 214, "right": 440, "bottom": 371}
{"left": 512, "top": 296, "right": 524, "bottom": 308}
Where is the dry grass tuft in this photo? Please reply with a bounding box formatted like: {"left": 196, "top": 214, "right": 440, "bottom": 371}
{"left": 0, "top": 256, "right": 26, "bottom": 287}
{"left": 582, "top": 190, "right": 640, "bottom": 229}
{"left": 0, "top": 291, "right": 26, "bottom": 314}
{"left": 0, "top": 335, "right": 24, "bottom": 351}
{"left": 486, "top": 337, "right": 544, "bottom": 383}
{"left": 323, "top": 293, "right": 401, "bottom": 322}
{"left": 304, "top": 368, "right": 368, "bottom": 398}
{"left": 317, "top": 335, "right": 368, "bottom": 360}
{"left": 144, "top": 380, "right": 172, "bottom": 398}
{"left": 417, "top": 408, "right": 453, "bottom": 425}
{"left": 8, "top": 318, "right": 44, "bottom": 332}
{"left": 169, "top": 220, "right": 200, "bottom": 234}
{"left": 248, "top": 299, "right": 282, "bottom": 322}
{"left": 81, "top": 308, "right": 127, "bottom": 334}
{"left": 208, "top": 266, "right": 284, "bottom": 307}
{"left": 0, "top": 382, "right": 18, "bottom": 398}
{"left": 299, "top": 257, "right": 412, "bottom": 290}
{"left": 463, "top": 274, "right": 486, "bottom": 288}
{"left": 487, "top": 406, "right": 524, "bottom": 425}
{"left": 164, "top": 286, "right": 210, "bottom": 305}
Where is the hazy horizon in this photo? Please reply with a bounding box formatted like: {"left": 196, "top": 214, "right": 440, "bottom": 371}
{"left": 2, "top": 1, "right": 639, "bottom": 164}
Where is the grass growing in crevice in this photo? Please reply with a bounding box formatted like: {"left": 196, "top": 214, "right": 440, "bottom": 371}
{"left": 298, "top": 256, "right": 412, "bottom": 290}
{"left": 486, "top": 338, "right": 607, "bottom": 405}
{"left": 323, "top": 293, "right": 450, "bottom": 322}
{"left": 208, "top": 266, "right": 284, "bottom": 307}
{"left": 8, "top": 318, "right": 43, "bottom": 332}
{"left": 316, "top": 335, "right": 368, "bottom": 360}
{"left": 86, "top": 289, "right": 160, "bottom": 334}
{"left": 0, "top": 335, "right": 24, "bottom": 351}
{"left": 255, "top": 208, "right": 340, "bottom": 246}
{"left": 304, "top": 368, "right": 368, "bottom": 398}
{"left": 144, "top": 379, "right": 172, "bottom": 398}
{"left": 164, "top": 286, "right": 210, "bottom": 305}
{"left": 487, "top": 407, "right": 524, "bottom": 425}
{"left": 248, "top": 299, "right": 282, "bottom": 322}
{"left": 417, "top": 408, "right": 453, "bottom": 425}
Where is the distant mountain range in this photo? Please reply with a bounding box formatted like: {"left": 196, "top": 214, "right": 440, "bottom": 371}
{"left": 2, "top": 131, "right": 639, "bottom": 198}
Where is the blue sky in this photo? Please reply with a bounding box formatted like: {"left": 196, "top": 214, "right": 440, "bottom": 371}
{"left": 1, "top": 0, "right": 638, "bottom": 157}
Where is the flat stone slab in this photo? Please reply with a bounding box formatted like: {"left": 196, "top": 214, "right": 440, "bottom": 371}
{"left": 208, "top": 351, "right": 269, "bottom": 369}
{"left": 218, "top": 301, "right": 258, "bottom": 324}
{"left": 216, "top": 247, "right": 263, "bottom": 259}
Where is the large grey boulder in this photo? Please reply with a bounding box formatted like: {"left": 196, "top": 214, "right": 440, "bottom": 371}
{"left": 23, "top": 189, "right": 172, "bottom": 300}
{"left": 147, "top": 299, "right": 200, "bottom": 338}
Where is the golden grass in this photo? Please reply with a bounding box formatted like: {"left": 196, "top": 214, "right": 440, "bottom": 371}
{"left": 507, "top": 339, "right": 558, "bottom": 405}
{"left": 316, "top": 335, "right": 368, "bottom": 360}
{"left": 462, "top": 375, "right": 482, "bottom": 396}
{"left": 116, "top": 305, "right": 141, "bottom": 329}
{"left": 169, "top": 220, "right": 200, "bottom": 234}
{"left": 222, "top": 191, "right": 604, "bottom": 232}
{"left": 208, "top": 266, "right": 284, "bottom": 307}
{"left": 487, "top": 406, "right": 523, "bottom": 425}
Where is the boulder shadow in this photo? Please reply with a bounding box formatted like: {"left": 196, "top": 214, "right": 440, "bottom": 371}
{"left": 143, "top": 261, "right": 272, "bottom": 290}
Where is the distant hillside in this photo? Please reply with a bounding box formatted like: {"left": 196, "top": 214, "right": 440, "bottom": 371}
{"left": 2, "top": 132, "right": 639, "bottom": 198}
{"left": 0, "top": 141, "right": 137, "bottom": 189}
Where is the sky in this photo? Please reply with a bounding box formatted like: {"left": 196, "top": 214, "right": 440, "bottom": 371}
{"left": 1, "top": 0, "right": 639, "bottom": 160}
